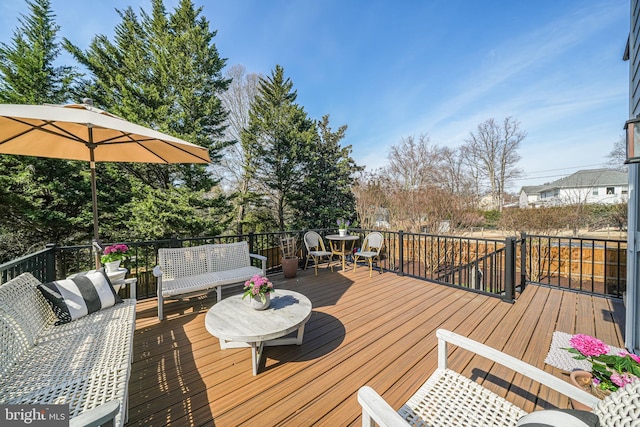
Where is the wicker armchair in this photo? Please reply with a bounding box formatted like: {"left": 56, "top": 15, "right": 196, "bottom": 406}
{"left": 358, "top": 329, "right": 639, "bottom": 426}
{"left": 353, "top": 232, "right": 384, "bottom": 277}
{"left": 303, "top": 231, "right": 334, "bottom": 275}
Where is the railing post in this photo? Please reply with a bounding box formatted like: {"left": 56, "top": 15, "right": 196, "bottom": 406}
{"left": 45, "top": 243, "right": 57, "bottom": 282}
{"left": 504, "top": 236, "right": 515, "bottom": 302}
{"left": 520, "top": 232, "right": 527, "bottom": 292}
{"left": 398, "top": 230, "right": 404, "bottom": 276}
{"left": 248, "top": 231, "right": 255, "bottom": 254}
{"left": 170, "top": 236, "right": 181, "bottom": 248}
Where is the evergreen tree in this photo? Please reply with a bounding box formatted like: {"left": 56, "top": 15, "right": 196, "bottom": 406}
{"left": 294, "top": 115, "right": 362, "bottom": 229}
{"left": 64, "top": 0, "right": 231, "bottom": 239}
{"left": 242, "top": 65, "right": 316, "bottom": 233}
{"left": 0, "top": 0, "right": 84, "bottom": 261}
{"left": 0, "top": 0, "right": 76, "bottom": 105}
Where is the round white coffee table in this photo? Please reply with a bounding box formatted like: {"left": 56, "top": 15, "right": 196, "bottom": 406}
{"left": 205, "top": 290, "right": 312, "bottom": 375}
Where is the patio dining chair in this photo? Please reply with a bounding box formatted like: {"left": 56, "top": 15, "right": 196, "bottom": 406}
{"left": 303, "top": 231, "right": 334, "bottom": 275}
{"left": 353, "top": 231, "right": 384, "bottom": 277}
{"left": 358, "top": 329, "right": 639, "bottom": 427}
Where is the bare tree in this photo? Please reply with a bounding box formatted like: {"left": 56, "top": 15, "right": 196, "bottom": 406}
{"left": 463, "top": 117, "right": 525, "bottom": 211}
{"left": 217, "top": 64, "right": 261, "bottom": 185}
{"left": 606, "top": 134, "right": 627, "bottom": 170}
{"left": 439, "top": 146, "right": 478, "bottom": 202}
{"left": 217, "top": 65, "right": 262, "bottom": 234}
{"left": 386, "top": 134, "right": 442, "bottom": 189}
{"left": 352, "top": 170, "right": 388, "bottom": 229}
{"left": 459, "top": 144, "right": 483, "bottom": 208}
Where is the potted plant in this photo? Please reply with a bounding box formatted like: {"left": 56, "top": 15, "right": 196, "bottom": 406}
{"left": 337, "top": 218, "right": 350, "bottom": 236}
{"left": 564, "top": 333, "right": 640, "bottom": 409}
{"left": 280, "top": 236, "right": 299, "bottom": 278}
{"left": 100, "top": 244, "right": 131, "bottom": 272}
{"left": 242, "top": 274, "right": 274, "bottom": 310}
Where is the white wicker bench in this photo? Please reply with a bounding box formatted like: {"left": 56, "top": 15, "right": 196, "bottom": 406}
{"left": 358, "top": 329, "right": 639, "bottom": 427}
{"left": 153, "top": 241, "right": 267, "bottom": 320}
{"left": 0, "top": 272, "right": 136, "bottom": 427}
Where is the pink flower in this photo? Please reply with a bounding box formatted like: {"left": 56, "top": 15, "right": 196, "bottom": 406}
{"left": 243, "top": 275, "right": 274, "bottom": 298}
{"left": 569, "top": 334, "right": 610, "bottom": 357}
{"left": 610, "top": 373, "right": 637, "bottom": 388}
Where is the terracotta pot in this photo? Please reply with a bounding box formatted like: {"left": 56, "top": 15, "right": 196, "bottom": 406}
{"left": 282, "top": 256, "right": 298, "bottom": 278}
{"left": 569, "top": 370, "right": 610, "bottom": 410}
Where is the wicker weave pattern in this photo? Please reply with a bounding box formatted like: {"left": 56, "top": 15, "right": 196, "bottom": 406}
{"left": 398, "top": 368, "right": 527, "bottom": 427}
{"left": 159, "top": 245, "right": 210, "bottom": 280}
{"left": 593, "top": 381, "right": 640, "bottom": 426}
{"left": 0, "top": 272, "right": 55, "bottom": 345}
{"left": 0, "top": 312, "right": 28, "bottom": 376}
{"left": 0, "top": 273, "right": 135, "bottom": 427}
{"left": 207, "top": 242, "right": 251, "bottom": 272}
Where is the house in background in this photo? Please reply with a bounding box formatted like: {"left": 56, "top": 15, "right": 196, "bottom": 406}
{"left": 518, "top": 168, "right": 628, "bottom": 208}
{"left": 518, "top": 185, "right": 545, "bottom": 208}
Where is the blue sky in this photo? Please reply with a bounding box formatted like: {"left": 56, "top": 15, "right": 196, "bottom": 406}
{"left": 0, "top": 0, "right": 630, "bottom": 190}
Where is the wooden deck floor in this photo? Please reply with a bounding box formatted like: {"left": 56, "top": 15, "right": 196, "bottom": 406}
{"left": 125, "top": 265, "right": 626, "bottom": 426}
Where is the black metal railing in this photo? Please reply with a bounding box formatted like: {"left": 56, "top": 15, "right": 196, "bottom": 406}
{"left": 0, "top": 229, "right": 626, "bottom": 302}
{"left": 386, "top": 230, "right": 515, "bottom": 301}
{"left": 523, "top": 233, "right": 626, "bottom": 298}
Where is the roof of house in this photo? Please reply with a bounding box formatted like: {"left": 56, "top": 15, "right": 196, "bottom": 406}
{"left": 520, "top": 185, "right": 545, "bottom": 195}
{"left": 543, "top": 169, "right": 627, "bottom": 190}
{"left": 520, "top": 169, "right": 627, "bottom": 195}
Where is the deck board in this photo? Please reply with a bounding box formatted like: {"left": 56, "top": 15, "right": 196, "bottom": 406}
{"left": 125, "top": 267, "right": 626, "bottom": 426}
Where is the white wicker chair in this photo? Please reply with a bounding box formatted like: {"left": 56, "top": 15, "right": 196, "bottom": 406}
{"left": 358, "top": 329, "right": 639, "bottom": 427}
{"left": 353, "top": 232, "right": 384, "bottom": 277}
{"left": 303, "top": 231, "right": 334, "bottom": 275}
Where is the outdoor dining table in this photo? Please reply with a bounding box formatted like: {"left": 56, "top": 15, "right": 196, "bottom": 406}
{"left": 326, "top": 234, "right": 359, "bottom": 272}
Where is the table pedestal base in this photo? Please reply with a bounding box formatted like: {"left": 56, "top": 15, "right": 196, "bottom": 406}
{"left": 219, "top": 325, "right": 306, "bottom": 375}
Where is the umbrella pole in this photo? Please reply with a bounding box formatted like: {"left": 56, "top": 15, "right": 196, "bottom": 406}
{"left": 89, "top": 131, "right": 101, "bottom": 269}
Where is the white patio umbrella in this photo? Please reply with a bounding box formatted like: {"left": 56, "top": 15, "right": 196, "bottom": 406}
{"left": 0, "top": 100, "right": 211, "bottom": 266}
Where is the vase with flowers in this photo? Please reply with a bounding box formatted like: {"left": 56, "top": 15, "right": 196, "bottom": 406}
{"left": 101, "top": 244, "right": 131, "bottom": 272}
{"left": 564, "top": 333, "right": 640, "bottom": 409}
{"left": 337, "top": 218, "right": 350, "bottom": 236}
{"left": 242, "top": 274, "right": 274, "bottom": 310}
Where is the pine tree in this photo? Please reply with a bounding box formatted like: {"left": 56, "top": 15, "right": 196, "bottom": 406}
{"left": 242, "top": 65, "right": 316, "bottom": 233}
{"left": 0, "top": 0, "right": 76, "bottom": 104}
{"left": 0, "top": 0, "right": 85, "bottom": 261}
{"left": 295, "top": 115, "right": 362, "bottom": 229}
{"left": 63, "top": 0, "right": 232, "bottom": 239}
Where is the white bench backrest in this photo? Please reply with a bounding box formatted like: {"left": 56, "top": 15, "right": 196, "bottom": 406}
{"left": 207, "top": 242, "right": 251, "bottom": 273}
{"left": 0, "top": 273, "right": 55, "bottom": 375}
{"left": 0, "top": 273, "right": 54, "bottom": 344}
{"left": 158, "top": 245, "right": 210, "bottom": 280}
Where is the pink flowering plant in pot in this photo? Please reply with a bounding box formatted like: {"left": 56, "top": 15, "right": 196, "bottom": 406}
{"left": 242, "top": 274, "right": 274, "bottom": 304}
{"left": 565, "top": 334, "right": 640, "bottom": 392}
{"left": 100, "top": 244, "right": 131, "bottom": 264}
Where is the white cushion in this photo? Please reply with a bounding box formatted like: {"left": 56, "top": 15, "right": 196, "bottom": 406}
{"left": 37, "top": 269, "right": 122, "bottom": 325}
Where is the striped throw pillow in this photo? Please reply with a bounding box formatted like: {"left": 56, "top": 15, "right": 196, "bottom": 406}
{"left": 38, "top": 269, "right": 123, "bottom": 325}
{"left": 517, "top": 409, "right": 600, "bottom": 427}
